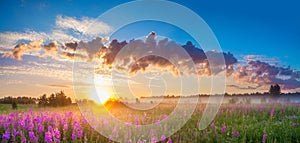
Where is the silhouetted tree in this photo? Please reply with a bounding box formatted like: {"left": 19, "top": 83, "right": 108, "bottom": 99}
{"left": 136, "top": 98, "right": 140, "bottom": 104}
{"left": 12, "top": 100, "right": 17, "bottom": 110}
{"left": 269, "top": 84, "right": 281, "bottom": 96}
{"left": 38, "top": 91, "right": 72, "bottom": 107}
{"left": 38, "top": 94, "right": 48, "bottom": 107}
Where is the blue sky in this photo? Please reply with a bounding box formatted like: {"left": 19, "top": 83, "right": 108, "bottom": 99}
{"left": 0, "top": 0, "right": 300, "bottom": 97}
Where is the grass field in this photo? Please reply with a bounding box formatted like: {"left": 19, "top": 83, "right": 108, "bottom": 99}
{"left": 0, "top": 102, "right": 300, "bottom": 143}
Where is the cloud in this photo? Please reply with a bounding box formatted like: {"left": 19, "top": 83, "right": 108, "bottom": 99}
{"left": 48, "top": 84, "right": 70, "bottom": 88}
{"left": 43, "top": 41, "right": 59, "bottom": 56}
{"left": 227, "top": 84, "right": 257, "bottom": 90}
{"left": 2, "top": 27, "right": 299, "bottom": 91}
{"left": 0, "top": 15, "right": 111, "bottom": 51}
{"left": 64, "top": 42, "right": 78, "bottom": 51}
{"left": 99, "top": 32, "right": 237, "bottom": 76}
{"left": 56, "top": 15, "right": 112, "bottom": 36}
{"left": 3, "top": 39, "right": 43, "bottom": 60}
{"left": 0, "top": 31, "right": 48, "bottom": 49}
{"left": 243, "top": 54, "right": 280, "bottom": 65}
{"left": 233, "top": 60, "right": 300, "bottom": 89}
{"left": 77, "top": 37, "right": 105, "bottom": 60}
{"left": 59, "top": 52, "right": 87, "bottom": 60}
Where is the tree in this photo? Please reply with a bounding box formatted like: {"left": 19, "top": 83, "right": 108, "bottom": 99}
{"left": 38, "top": 91, "right": 72, "bottom": 107}
{"left": 136, "top": 98, "right": 140, "bottom": 104}
{"left": 12, "top": 100, "right": 17, "bottom": 110}
{"left": 38, "top": 94, "right": 48, "bottom": 107}
{"left": 269, "top": 84, "right": 281, "bottom": 96}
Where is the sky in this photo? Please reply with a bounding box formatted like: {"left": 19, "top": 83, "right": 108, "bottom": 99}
{"left": 0, "top": 0, "right": 300, "bottom": 101}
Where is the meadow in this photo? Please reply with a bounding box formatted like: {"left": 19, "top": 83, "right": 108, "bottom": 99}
{"left": 0, "top": 102, "right": 300, "bottom": 143}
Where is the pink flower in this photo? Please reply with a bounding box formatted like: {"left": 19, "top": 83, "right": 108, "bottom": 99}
{"left": 77, "top": 129, "right": 83, "bottom": 138}
{"left": 211, "top": 122, "right": 215, "bottom": 129}
{"left": 221, "top": 124, "right": 226, "bottom": 133}
{"left": 167, "top": 138, "right": 172, "bottom": 143}
{"left": 262, "top": 133, "right": 267, "bottom": 143}
{"left": 270, "top": 109, "right": 275, "bottom": 117}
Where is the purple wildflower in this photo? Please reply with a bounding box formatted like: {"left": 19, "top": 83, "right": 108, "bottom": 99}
{"left": 235, "top": 132, "right": 240, "bottom": 137}
{"left": 161, "top": 135, "right": 167, "bottom": 142}
{"left": 162, "top": 114, "right": 168, "bottom": 120}
{"left": 262, "top": 133, "right": 267, "bottom": 143}
{"left": 155, "top": 119, "right": 160, "bottom": 125}
{"left": 53, "top": 128, "right": 61, "bottom": 139}
{"left": 48, "top": 125, "right": 53, "bottom": 132}
{"left": 2, "top": 130, "right": 10, "bottom": 141}
{"left": 72, "top": 132, "right": 76, "bottom": 140}
{"left": 29, "top": 131, "right": 38, "bottom": 143}
{"left": 19, "top": 120, "right": 25, "bottom": 128}
{"left": 221, "top": 124, "right": 226, "bottom": 133}
{"left": 211, "top": 122, "right": 215, "bottom": 129}
{"left": 151, "top": 137, "right": 157, "bottom": 143}
{"left": 197, "top": 121, "right": 200, "bottom": 128}
{"left": 270, "top": 109, "right": 275, "bottom": 117}
{"left": 77, "top": 129, "right": 83, "bottom": 138}
{"left": 167, "top": 138, "right": 172, "bottom": 143}
{"left": 63, "top": 123, "right": 68, "bottom": 131}
{"left": 37, "top": 123, "right": 44, "bottom": 133}
{"left": 292, "top": 123, "right": 298, "bottom": 127}
{"left": 44, "top": 131, "right": 52, "bottom": 143}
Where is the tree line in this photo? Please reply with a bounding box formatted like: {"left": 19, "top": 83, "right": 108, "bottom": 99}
{"left": 0, "top": 96, "right": 37, "bottom": 104}
{"left": 142, "top": 84, "right": 291, "bottom": 98}
{"left": 0, "top": 91, "right": 72, "bottom": 108}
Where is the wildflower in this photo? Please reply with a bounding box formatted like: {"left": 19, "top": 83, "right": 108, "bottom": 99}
{"left": 44, "top": 131, "right": 52, "bottom": 143}
{"left": 48, "top": 125, "right": 53, "bottom": 132}
{"left": 292, "top": 123, "right": 298, "bottom": 127}
{"left": 167, "top": 138, "right": 172, "bottom": 143}
{"left": 53, "top": 128, "right": 61, "bottom": 139}
{"left": 77, "top": 129, "right": 83, "bottom": 138}
{"left": 235, "top": 132, "right": 240, "bottom": 137}
{"left": 72, "top": 132, "right": 77, "bottom": 140}
{"left": 262, "top": 133, "right": 267, "bottom": 143}
{"left": 37, "top": 123, "right": 44, "bottom": 132}
{"left": 151, "top": 137, "right": 157, "bottom": 143}
{"left": 27, "top": 122, "right": 34, "bottom": 131}
{"left": 2, "top": 130, "right": 10, "bottom": 141}
{"left": 197, "top": 121, "right": 200, "bottom": 128}
{"left": 155, "top": 120, "right": 160, "bottom": 125}
{"left": 221, "top": 124, "right": 226, "bottom": 133}
{"left": 29, "top": 131, "right": 38, "bottom": 143}
{"left": 270, "top": 109, "right": 275, "bottom": 117}
{"left": 161, "top": 135, "right": 166, "bottom": 142}
{"left": 63, "top": 123, "right": 68, "bottom": 131}
{"left": 162, "top": 114, "right": 168, "bottom": 120}
{"left": 19, "top": 120, "right": 25, "bottom": 128}
{"left": 211, "top": 122, "right": 215, "bottom": 129}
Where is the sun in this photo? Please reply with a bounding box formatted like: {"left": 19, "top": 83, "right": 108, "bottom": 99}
{"left": 94, "top": 89, "right": 111, "bottom": 104}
